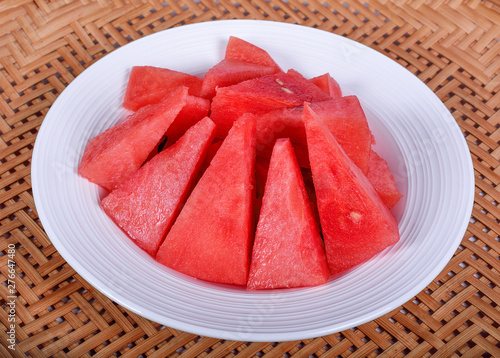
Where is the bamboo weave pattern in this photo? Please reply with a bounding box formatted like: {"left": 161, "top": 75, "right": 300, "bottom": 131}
{"left": 0, "top": 0, "right": 499, "bottom": 357}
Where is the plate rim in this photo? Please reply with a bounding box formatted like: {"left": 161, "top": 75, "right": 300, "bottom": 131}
{"left": 31, "top": 19, "right": 475, "bottom": 341}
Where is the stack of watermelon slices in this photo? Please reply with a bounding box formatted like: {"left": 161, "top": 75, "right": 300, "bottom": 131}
{"left": 78, "top": 36, "right": 403, "bottom": 289}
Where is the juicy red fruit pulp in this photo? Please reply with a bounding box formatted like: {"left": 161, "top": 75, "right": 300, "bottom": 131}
{"left": 156, "top": 114, "right": 257, "bottom": 285}
{"left": 78, "top": 36, "right": 403, "bottom": 289}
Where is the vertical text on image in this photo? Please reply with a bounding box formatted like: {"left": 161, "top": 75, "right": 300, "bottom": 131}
{"left": 6, "top": 243, "right": 17, "bottom": 351}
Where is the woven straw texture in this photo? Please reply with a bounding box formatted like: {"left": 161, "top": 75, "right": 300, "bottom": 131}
{"left": 1, "top": 0, "right": 499, "bottom": 357}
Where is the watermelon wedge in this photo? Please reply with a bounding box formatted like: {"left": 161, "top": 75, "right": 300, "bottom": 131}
{"left": 145, "top": 95, "right": 210, "bottom": 162}
{"left": 225, "top": 36, "right": 282, "bottom": 73}
{"left": 254, "top": 156, "right": 270, "bottom": 221}
{"left": 79, "top": 87, "right": 188, "bottom": 191}
{"left": 211, "top": 70, "right": 331, "bottom": 138}
{"left": 255, "top": 96, "right": 372, "bottom": 173}
{"left": 367, "top": 149, "right": 403, "bottom": 209}
{"left": 255, "top": 156, "right": 270, "bottom": 200}
{"left": 198, "top": 139, "right": 223, "bottom": 176}
{"left": 200, "top": 59, "right": 277, "bottom": 99}
{"left": 164, "top": 95, "right": 210, "bottom": 146}
{"left": 156, "top": 114, "right": 257, "bottom": 285}
{"left": 101, "top": 117, "right": 216, "bottom": 257}
{"left": 307, "top": 97, "right": 372, "bottom": 173}
{"left": 247, "top": 138, "right": 329, "bottom": 289}
{"left": 301, "top": 167, "right": 320, "bottom": 226}
{"left": 122, "top": 66, "right": 203, "bottom": 111}
{"left": 310, "top": 73, "right": 342, "bottom": 98}
{"left": 304, "top": 105, "right": 400, "bottom": 275}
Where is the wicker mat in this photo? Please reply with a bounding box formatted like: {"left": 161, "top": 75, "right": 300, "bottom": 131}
{"left": 1, "top": 0, "right": 499, "bottom": 357}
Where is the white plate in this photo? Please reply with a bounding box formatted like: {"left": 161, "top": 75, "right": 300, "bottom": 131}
{"left": 32, "top": 20, "right": 474, "bottom": 341}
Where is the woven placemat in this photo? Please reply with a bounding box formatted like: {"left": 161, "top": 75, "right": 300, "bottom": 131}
{"left": 1, "top": 0, "right": 499, "bottom": 357}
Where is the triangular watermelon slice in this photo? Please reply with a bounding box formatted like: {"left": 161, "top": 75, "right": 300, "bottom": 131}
{"left": 366, "top": 149, "right": 403, "bottom": 209}
{"left": 156, "top": 114, "right": 257, "bottom": 285}
{"left": 255, "top": 96, "right": 372, "bottom": 173}
{"left": 253, "top": 156, "right": 270, "bottom": 223}
{"left": 200, "top": 59, "right": 278, "bottom": 99}
{"left": 307, "top": 96, "right": 372, "bottom": 173}
{"left": 198, "top": 139, "right": 223, "bottom": 177}
{"left": 210, "top": 70, "right": 331, "bottom": 138}
{"left": 247, "top": 138, "right": 329, "bottom": 289}
{"left": 310, "top": 73, "right": 342, "bottom": 98}
{"left": 164, "top": 95, "right": 210, "bottom": 146}
{"left": 301, "top": 167, "right": 320, "bottom": 227}
{"left": 122, "top": 66, "right": 203, "bottom": 111}
{"left": 79, "top": 87, "right": 188, "bottom": 191}
{"left": 101, "top": 117, "right": 216, "bottom": 257}
{"left": 255, "top": 156, "right": 270, "bottom": 200}
{"left": 225, "top": 36, "right": 282, "bottom": 73}
{"left": 145, "top": 95, "right": 210, "bottom": 162}
{"left": 304, "top": 105, "right": 400, "bottom": 275}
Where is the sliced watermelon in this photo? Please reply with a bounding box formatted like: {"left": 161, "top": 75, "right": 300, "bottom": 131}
{"left": 310, "top": 73, "right": 342, "bottom": 98}
{"left": 304, "top": 105, "right": 400, "bottom": 275}
{"left": 247, "top": 138, "right": 329, "bottom": 289}
{"left": 254, "top": 105, "right": 305, "bottom": 162}
{"left": 156, "top": 114, "right": 257, "bottom": 285}
{"left": 255, "top": 96, "right": 372, "bottom": 173}
{"left": 145, "top": 95, "right": 210, "bottom": 162}
{"left": 210, "top": 70, "right": 331, "bottom": 138}
{"left": 309, "top": 96, "right": 372, "bottom": 173}
{"left": 255, "top": 156, "right": 270, "bottom": 200}
{"left": 225, "top": 36, "right": 282, "bottom": 73}
{"left": 79, "top": 87, "right": 188, "bottom": 191}
{"left": 122, "top": 66, "right": 203, "bottom": 111}
{"left": 254, "top": 156, "right": 270, "bottom": 222}
{"left": 301, "top": 167, "right": 320, "bottom": 227}
{"left": 367, "top": 149, "right": 403, "bottom": 209}
{"left": 164, "top": 95, "right": 210, "bottom": 146}
{"left": 254, "top": 153, "right": 318, "bottom": 224}
{"left": 101, "top": 117, "right": 216, "bottom": 257}
{"left": 198, "top": 139, "right": 223, "bottom": 176}
{"left": 200, "top": 59, "right": 277, "bottom": 99}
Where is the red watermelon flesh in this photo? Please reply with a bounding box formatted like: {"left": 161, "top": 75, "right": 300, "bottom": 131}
{"left": 200, "top": 59, "right": 278, "bottom": 99}
{"left": 122, "top": 66, "right": 203, "bottom": 111}
{"left": 309, "top": 96, "right": 372, "bottom": 174}
{"left": 367, "top": 149, "right": 403, "bottom": 209}
{"left": 255, "top": 156, "right": 270, "bottom": 200}
{"left": 210, "top": 70, "right": 331, "bottom": 138}
{"left": 101, "top": 117, "right": 216, "bottom": 257}
{"left": 225, "top": 36, "right": 282, "bottom": 73}
{"left": 156, "top": 114, "right": 257, "bottom": 285}
{"left": 253, "top": 156, "right": 270, "bottom": 227}
{"left": 198, "top": 139, "right": 223, "bottom": 177}
{"left": 301, "top": 167, "right": 320, "bottom": 227}
{"left": 79, "top": 87, "right": 188, "bottom": 191}
{"left": 255, "top": 149, "right": 314, "bottom": 217}
{"left": 145, "top": 95, "right": 210, "bottom": 162}
{"left": 304, "top": 105, "right": 400, "bottom": 275}
{"left": 255, "top": 96, "right": 372, "bottom": 173}
{"left": 164, "top": 95, "right": 211, "bottom": 147}
{"left": 310, "top": 73, "right": 342, "bottom": 99}
{"left": 247, "top": 138, "right": 329, "bottom": 289}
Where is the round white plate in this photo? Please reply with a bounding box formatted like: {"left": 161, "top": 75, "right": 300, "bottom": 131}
{"left": 32, "top": 20, "right": 474, "bottom": 341}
